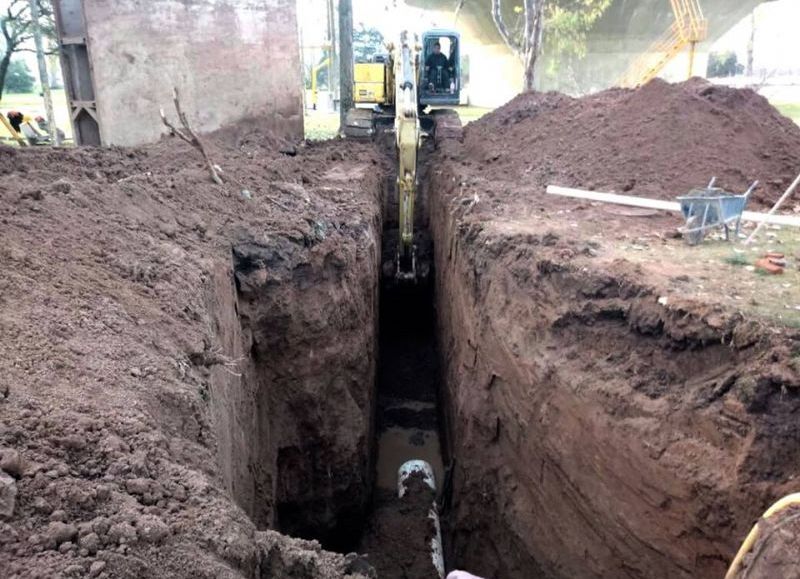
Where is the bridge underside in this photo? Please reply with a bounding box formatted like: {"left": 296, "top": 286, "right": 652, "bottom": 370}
{"left": 409, "top": 0, "right": 770, "bottom": 100}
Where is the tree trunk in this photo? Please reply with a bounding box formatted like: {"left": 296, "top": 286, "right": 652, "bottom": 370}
{"left": 490, "top": 0, "right": 518, "bottom": 56}
{"left": 0, "top": 52, "right": 12, "bottom": 102}
{"left": 521, "top": 0, "right": 543, "bottom": 92}
{"left": 327, "top": 0, "right": 339, "bottom": 102}
{"left": 338, "top": 0, "right": 353, "bottom": 132}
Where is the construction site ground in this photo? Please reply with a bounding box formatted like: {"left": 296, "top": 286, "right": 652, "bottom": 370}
{"left": 2, "top": 78, "right": 800, "bottom": 579}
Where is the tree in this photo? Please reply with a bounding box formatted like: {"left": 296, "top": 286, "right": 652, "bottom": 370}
{"left": 492, "top": 0, "right": 543, "bottom": 91}
{"left": 491, "top": 0, "right": 612, "bottom": 92}
{"left": 353, "top": 26, "right": 384, "bottom": 64}
{"left": 5, "top": 57, "right": 33, "bottom": 92}
{"left": 707, "top": 51, "right": 743, "bottom": 78}
{"left": 338, "top": 0, "right": 353, "bottom": 129}
{"left": 0, "top": 0, "right": 55, "bottom": 101}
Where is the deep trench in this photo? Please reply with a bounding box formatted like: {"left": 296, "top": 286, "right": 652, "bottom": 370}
{"left": 219, "top": 125, "right": 798, "bottom": 578}
{"left": 225, "top": 138, "right": 454, "bottom": 575}
{"left": 346, "top": 149, "right": 450, "bottom": 572}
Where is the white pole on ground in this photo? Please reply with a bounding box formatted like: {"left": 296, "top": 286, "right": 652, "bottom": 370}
{"left": 545, "top": 185, "right": 800, "bottom": 227}
{"left": 29, "top": 0, "right": 60, "bottom": 146}
{"left": 744, "top": 171, "right": 800, "bottom": 244}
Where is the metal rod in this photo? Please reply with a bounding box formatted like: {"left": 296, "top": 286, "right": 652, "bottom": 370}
{"left": 744, "top": 171, "right": 800, "bottom": 244}
{"left": 29, "top": 0, "right": 60, "bottom": 146}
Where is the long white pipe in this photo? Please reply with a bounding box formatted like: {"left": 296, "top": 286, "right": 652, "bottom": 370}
{"left": 398, "top": 460, "right": 445, "bottom": 579}
{"left": 546, "top": 185, "right": 800, "bottom": 227}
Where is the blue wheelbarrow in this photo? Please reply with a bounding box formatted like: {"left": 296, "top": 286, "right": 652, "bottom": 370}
{"left": 677, "top": 178, "right": 759, "bottom": 246}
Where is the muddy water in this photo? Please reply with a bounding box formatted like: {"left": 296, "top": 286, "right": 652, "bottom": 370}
{"left": 375, "top": 409, "right": 444, "bottom": 492}
{"left": 359, "top": 274, "right": 445, "bottom": 578}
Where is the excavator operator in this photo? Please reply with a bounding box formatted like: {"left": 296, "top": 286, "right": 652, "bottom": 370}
{"left": 425, "top": 41, "right": 451, "bottom": 92}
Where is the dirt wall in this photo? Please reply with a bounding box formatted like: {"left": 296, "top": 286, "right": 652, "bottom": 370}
{"left": 0, "top": 131, "right": 384, "bottom": 578}
{"left": 428, "top": 100, "right": 800, "bottom": 577}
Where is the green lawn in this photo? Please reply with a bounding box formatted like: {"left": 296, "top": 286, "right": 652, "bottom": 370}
{"left": 305, "top": 111, "right": 340, "bottom": 140}
{"left": 776, "top": 103, "right": 800, "bottom": 124}
{"left": 0, "top": 89, "right": 73, "bottom": 143}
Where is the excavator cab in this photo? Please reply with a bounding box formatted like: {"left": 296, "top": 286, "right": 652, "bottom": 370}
{"left": 420, "top": 29, "right": 461, "bottom": 106}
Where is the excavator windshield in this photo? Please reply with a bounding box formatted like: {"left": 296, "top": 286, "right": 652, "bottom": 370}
{"left": 420, "top": 30, "right": 460, "bottom": 106}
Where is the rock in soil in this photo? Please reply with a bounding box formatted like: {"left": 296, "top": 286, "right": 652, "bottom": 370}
{"left": 0, "top": 472, "right": 17, "bottom": 518}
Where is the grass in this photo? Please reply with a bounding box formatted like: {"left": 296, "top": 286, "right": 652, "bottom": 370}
{"left": 775, "top": 103, "right": 800, "bottom": 124}
{"left": 305, "top": 111, "right": 340, "bottom": 140}
{"left": 0, "top": 89, "right": 73, "bottom": 143}
{"left": 620, "top": 225, "right": 800, "bottom": 327}
{"left": 723, "top": 252, "right": 751, "bottom": 267}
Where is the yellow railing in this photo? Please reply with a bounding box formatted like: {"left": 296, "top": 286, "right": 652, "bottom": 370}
{"left": 620, "top": 0, "right": 708, "bottom": 88}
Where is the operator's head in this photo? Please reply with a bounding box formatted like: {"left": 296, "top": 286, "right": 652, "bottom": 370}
{"left": 433, "top": 42, "right": 441, "bottom": 54}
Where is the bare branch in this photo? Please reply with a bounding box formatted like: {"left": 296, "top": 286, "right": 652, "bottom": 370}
{"left": 491, "top": 0, "right": 521, "bottom": 57}
{"left": 159, "top": 87, "right": 224, "bottom": 186}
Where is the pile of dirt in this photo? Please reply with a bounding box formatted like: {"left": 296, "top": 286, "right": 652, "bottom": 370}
{"left": 462, "top": 78, "right": 800, "bottom": 207}
{"left": 0, "top": 126, "right": 387, "bottom": 579}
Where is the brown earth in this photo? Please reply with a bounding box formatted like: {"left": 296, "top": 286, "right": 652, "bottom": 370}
{"left": 464, "top": 77, "right": 800, "bottom": 207}
{"left": 0, "top": 126, "right": 387, "bottom": 578}
{"left": 4, "top": 76, "right": 800, "bottom": 579}
{"left": 429, "top": 79, "right": 800, "bottom": 578}
{"left": 360, "top": 474, "right": 440, "bottom": 579}
{"left": 736, "top": 505, "right": 800, "bottom": 578}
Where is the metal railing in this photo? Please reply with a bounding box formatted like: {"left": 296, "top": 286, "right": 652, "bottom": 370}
{"left": 620, "top": 0, "right": 708, "bottom": 88}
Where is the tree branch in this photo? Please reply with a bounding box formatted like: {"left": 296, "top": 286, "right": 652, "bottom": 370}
{"left": 491, "top": 0, "right": 521, "bottom": 57}
{"left": 159, "top": 87, "right": 224, "bottom": 186}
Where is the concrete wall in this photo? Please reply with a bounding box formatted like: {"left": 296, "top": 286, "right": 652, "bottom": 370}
{"left": 81, "top": 0, "right": 303, "bottom": 146}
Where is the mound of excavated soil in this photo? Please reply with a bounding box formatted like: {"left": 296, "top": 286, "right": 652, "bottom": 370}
{"left": 0, "top": 125, "right": 387, "bottom": 579}
{"left": 463, "top": 78, "right": 800, "bottom": 207}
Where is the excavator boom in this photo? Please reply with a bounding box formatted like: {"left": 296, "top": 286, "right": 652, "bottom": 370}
{"left": 394, "top": 31, "right": 422, "bottom": 279}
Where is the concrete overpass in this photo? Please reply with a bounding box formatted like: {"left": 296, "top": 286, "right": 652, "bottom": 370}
{"left": 407, "top": 0, "right": 773, "bottom": 102}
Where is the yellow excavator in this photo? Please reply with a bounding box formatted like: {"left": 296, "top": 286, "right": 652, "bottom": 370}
{"left": 344, "top": 29, "right": 462, "bottom": 281}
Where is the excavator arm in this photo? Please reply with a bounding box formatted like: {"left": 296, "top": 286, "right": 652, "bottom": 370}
{"left": 394, "top": 31, "right": 422, "bottom": 280}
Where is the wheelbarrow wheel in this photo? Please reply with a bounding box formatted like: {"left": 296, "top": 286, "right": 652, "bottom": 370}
{"left": 683, "top": 215, "right": 705, "bottom": 246}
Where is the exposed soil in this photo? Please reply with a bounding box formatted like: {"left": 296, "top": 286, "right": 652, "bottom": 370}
{"left": 464, "top": 77, "right": 800, "bottom": 207}
{"left": 428, "top": 78, "right": 800, "bottom": 578}
{"left": 0, "top": 126, "right": 387, "bottom": 578}
{"left": 736, "top": 505, "right": 800, "bottom": 579}
{"left": 4, "top": 76, "right": 800, "bottom": 579}
{"left": 360, "top": 474, "right": 440, "bottom": 579}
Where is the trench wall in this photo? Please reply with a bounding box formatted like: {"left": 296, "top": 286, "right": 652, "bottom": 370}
{"left": 429, "top": 163, "right": 800, "bottom": 579}
{"left": 204, "top": 182, "right": 383, "bottom": 549}
{"left": 77, "top": 0, "right": 303, "bottom": 146}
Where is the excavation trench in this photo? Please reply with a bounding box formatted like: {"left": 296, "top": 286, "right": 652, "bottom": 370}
{"left": 208, "top": 133, "right": 800, "bottom": 579}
